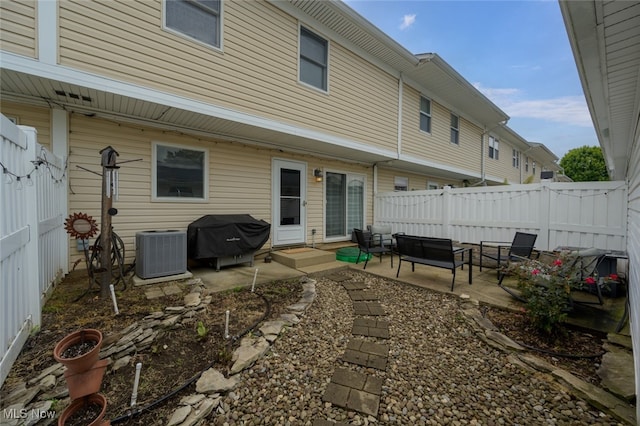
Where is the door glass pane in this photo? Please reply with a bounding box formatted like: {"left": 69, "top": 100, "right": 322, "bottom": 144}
{"left": 326, "top": 172, "right": 346, "bottom": 237}
{"left": 347, "top": 177, "right": 364, "bottom": 233}
{"left": 280, "top": 168, "right": 300, "bottom": 226}
{"left": 280, "top": 199, "right": 300, "bottom": 225}
{"left": 281, "top": 169, "right": 300, "bottom": 196}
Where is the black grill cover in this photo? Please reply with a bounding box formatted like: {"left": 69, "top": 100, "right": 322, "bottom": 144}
{"left": 187, "top": 214, "right": 270, "bottom": 260}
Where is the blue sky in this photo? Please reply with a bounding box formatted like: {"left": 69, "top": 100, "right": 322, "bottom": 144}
{"left": 343, "top": 0, "right": 599, "bottom": 160}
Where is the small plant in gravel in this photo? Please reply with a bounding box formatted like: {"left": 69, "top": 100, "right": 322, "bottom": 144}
{"left": 196, "top": 321, "right": 209, "bottom": 340}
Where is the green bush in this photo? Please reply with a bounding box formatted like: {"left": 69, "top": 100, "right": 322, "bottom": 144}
{"left": 504, "top": 252, "right": 583, "bottom": 337}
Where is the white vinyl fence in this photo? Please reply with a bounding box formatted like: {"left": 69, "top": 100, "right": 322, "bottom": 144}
{"left": 0, "top": 115, "right": 67, "bottom": 388}
{"left": 375, "top": 181, "right": 628, "bottom": 252}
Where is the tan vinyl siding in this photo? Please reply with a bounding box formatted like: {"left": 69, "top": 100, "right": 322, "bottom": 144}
{"left": 0, "top": 0, "right": 37, "bottom": 58}
{"left": 377, "top": 168, "right": 462, "bottom": 193}
{"left": 485, "top": 140, "right": 526, "bottom": 184}
{"left": 0, "top": 101, "right": 51, "bottom": 149}
{"left": 401, "top": 86, "right": 482, "bottom": 174}
{"left": 66, "top": 115, "right": 373, "bottom": 268}
{"left": 58, "top": 0, "right": 398, "bottom": 152}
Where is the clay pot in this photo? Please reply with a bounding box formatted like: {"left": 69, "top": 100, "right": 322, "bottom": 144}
{"left": 64, "top": 358, "right": 110, "bottom": 400}
{"left": 57, "top": 393, "right": 107, "bottom": 426}
{"left": 53, "top": 329, "right": 103, "bottom": 375}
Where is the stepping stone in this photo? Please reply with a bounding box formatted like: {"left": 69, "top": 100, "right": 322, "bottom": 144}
{"left": 326, "top": 273, "right": 350, "bottom": 282}
{"left": 313, "top": 420, "right": 349, "bottom": 426}
{"left": 347, "top": 290, "right": 378, "bottom": 301}
{"left": 342, "top": 338, "right": 389, "bottom": 370}
{"left": 343, "top": 281, "right": 367, "bottom": 291}
{"left": 353, "top": 301, "right": 385, "bottom": 316}
{"left": 352, "top": 318, "right": 390, "bottom": 339}
{"left": 322, "top": 368, "right": 382, "bottom": 417}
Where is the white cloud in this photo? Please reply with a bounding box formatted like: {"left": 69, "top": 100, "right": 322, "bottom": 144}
{"left": 400, "top": 14, "right": 416, "bottom": 30}
{"left": 474, "top": 83, "right": 592, "bottom": 128}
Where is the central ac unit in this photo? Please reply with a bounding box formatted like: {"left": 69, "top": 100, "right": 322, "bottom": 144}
{"left": 135, "top": 230, "right": 187, "bottom": 279}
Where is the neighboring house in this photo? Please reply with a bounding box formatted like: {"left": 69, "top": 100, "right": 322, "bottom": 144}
{"left": 560, "top": 0, "right": 640, "bottom": 419}
{"left": 0, "top": 0, "right": 558, "bottom": 268}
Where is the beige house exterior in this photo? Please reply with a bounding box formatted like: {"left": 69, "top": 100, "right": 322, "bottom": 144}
{"left": 1, "top": 0, "right": 560, "bottom": 267}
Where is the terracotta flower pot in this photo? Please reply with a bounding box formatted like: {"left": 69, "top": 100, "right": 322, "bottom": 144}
{"left": 57, "top": 393, "right": 107, "bottom": 426}
{"left": 64, "top": 358, "right": 110, "bottom": 400}
{"left": 53, "top": 329, "right": 103, "bottom": 375}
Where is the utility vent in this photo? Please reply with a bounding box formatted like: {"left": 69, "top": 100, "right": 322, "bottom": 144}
{"left": 136, "top": 230, "right": 187, "bottom": 279}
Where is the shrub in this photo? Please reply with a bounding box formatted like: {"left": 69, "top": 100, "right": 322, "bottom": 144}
{"left": 503, "top": 252, "right": 588, "bottom": 337}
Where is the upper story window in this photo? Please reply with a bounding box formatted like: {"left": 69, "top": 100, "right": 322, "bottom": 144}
{"left": 299, "top": 27, "right": 328, "bottom": 91}
{"left": 419, "top": 97, "right": 431, "bottom": 133}
{"left": 512, "top": 149, "right": 520, "bottom": 168}
{"left": 152, "top": 142, "right": 208, "bottom": 201}
{"left": 450, "top": 113, "right": 459, "bottom": 145}
{"left": 165, "top": 0, "right": 221, "bottom": 49}
{"left": 394, "top": 176, "right": 408, "bottom": 191}
{"left": 488, "top": 136, "right": 499, "bottom": 159}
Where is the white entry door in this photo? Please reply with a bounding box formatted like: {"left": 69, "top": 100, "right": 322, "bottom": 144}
{"left": 272, "top": 159, "right": 307, "bottom": 246}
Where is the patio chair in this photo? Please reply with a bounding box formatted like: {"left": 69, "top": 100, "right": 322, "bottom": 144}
{"left": 480, "top": 232, "right": 538, "bottom": 278}
{"left": 353, "top": 228, "right": 393, "bottom": 269}
{"left": 369, "top": 224, "right": 394, "bottom": 248}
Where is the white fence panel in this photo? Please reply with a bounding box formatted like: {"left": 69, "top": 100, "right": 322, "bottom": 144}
{"left": 0, "top": 116, "right": 67, "bottom": 388}
{"left": 547, "top": 182, "right": 627, "bottom": 251}
{"left": 375, "top": 181, "right": 627, "bottom": 252}
{"left": 36, "top": 145, "right": 66, "bottom": 298}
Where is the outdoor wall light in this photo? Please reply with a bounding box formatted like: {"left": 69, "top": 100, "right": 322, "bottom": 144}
{"left": 314, "top": 168, "right": 323, "bottom": 182}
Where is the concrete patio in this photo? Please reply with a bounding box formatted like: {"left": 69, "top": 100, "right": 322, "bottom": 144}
{"left": 180, "top": 247, "right": 629, "bottom": 336}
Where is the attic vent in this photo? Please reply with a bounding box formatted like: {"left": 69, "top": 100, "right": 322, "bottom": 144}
{"left": 53, "top": 90, "right": 92, "bottom": 102}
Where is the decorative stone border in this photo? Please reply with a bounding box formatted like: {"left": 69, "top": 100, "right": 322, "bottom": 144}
{"left": 458, "top": 294, "right": 636, "bottom": 425}
{"left": 0, "top": 276, "right": 318, "bottom": 426}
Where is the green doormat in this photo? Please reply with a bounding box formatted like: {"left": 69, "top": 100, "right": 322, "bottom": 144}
{"left": 336, "top": 247, "right": 370, "bottom": 263}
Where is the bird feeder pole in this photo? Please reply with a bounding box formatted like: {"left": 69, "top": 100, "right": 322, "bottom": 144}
{"left": 99, "top": 146, "right": 119, "bottom": 298}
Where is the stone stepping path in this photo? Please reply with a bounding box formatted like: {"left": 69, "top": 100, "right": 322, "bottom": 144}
{"left": 322, "top": 368, "right": 383, "bottom": 417}
{"left": 352, "top": 318, "right": 390, "bottom": 339}
{"left": 347, "top": 290, "right": 378, "bottom": 301}
{"left": 352, "top": 301, "right": 385, "bottom": 316}
{"left": 342, "top": 338, "right": 389, "bottom": 370}
{"left": 342, "top": 281, "right": 367, "bottom": 290}
{"left": 318, "top": 273, "right": 391, "bottom": 420}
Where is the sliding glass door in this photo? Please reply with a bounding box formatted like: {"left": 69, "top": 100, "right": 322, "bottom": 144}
{"left": 325, "top": 172, "right": 365, "bottom": 239}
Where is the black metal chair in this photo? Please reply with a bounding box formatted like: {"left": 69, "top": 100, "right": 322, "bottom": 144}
{"left": 480, "top": 232, "right": 538, "bottom": 277}
{"left": 353, "top": 228, "right": 393, "bottom": 269}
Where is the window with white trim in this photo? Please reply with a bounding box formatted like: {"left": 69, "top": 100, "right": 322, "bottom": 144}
{"left": 450, "top": 113, "right": 459, "bottom": 144}
{"left": 419, "top": 96, "right": 431, "bottom": 133}
{"left": 525, "top": 156, "right": 529, "bottom": 172}
{"left": 299, "top": 27, "right": 328, "bottom": 91}
{"left": 153, "top": 143, "right": 208, "bottom": 200}
{"left": 165, "top": 0, "right": 221, "bottom": 49}
{"left": 427, "top": 181, "right": 439, "bottom": 190}
{"left": 512, "top": 149, "right": 520, "bottom": 168}
{"left": 394, "top": 176, "right": 408, "bottom": 191}
{"left": 488, "top": 136, "right": 499, "bottom": 159}
{"left": 533, "top": 161, "right": 536, "bottom": 176}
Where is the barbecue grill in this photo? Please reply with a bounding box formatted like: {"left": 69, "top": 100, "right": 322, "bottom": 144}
{"left": 187, "top": 214, "right": 270, "bottom": 271}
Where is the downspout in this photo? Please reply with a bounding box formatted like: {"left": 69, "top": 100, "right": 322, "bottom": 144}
{"left": 480, "top": 131, "right": 486, "bottom": 184}
{"left": 373, "top": 163, "right": 378, "bottom": 224}
{"left": 397, "top": 73, "right": 403, "bottom": 159}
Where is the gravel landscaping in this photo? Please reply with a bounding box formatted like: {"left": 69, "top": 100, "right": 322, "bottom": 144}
{"left": 211, "top": 270, "right": 623, "bottom": 425}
